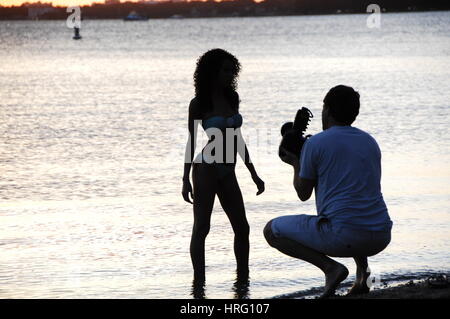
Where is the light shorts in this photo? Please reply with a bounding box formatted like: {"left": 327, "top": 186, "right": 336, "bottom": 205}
{"left": 270, "top": 214, "right": 391, "bottom": 258}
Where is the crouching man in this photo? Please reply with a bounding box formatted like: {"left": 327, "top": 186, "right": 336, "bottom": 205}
{"left": 264, "top": 85, "right": 393, "bottom": 298}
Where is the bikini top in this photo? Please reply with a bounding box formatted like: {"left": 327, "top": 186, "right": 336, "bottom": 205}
{"left": 202, "top": 113, "right": 243, "bottom": 130}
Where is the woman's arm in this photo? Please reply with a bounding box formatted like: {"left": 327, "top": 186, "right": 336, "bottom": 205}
{"left": 236, "top": 127, "right": 256, "bottom": 175}
{"left": 233, "top": 92, "right": 258, "bottom": 177}
{"left": 236, "top": 127, "right": 265, "bottom": 195}
{"left": 182, "top": 99, "right": 200, "bottom": 204}
{"left": 183, "top": 98, "right": 199, "bottom": 180}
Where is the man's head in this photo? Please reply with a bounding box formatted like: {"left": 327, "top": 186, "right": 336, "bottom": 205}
{"left": 322, "top": 85, "right": 360, "bottom": 130}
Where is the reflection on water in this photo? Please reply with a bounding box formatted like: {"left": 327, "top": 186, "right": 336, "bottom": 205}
{"left": 0, "top": 11, "right": 449, "bottom": 298}
{"left": 232, "top": 277, "right": 251, "bottom": 299}
{"left": 191, "top": 273, "right": 250, "bottom": 299}
{"left": 191, "top": 279, "right": 206, "bottom": 299}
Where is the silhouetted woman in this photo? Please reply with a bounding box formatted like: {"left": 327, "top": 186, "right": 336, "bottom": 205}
{"left": 182, "top": 49, "right": 265, "bottom": 286}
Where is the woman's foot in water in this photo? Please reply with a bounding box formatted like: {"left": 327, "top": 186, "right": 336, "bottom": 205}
{"left": 191, "top": 278, "right": 206, "bottom": 299}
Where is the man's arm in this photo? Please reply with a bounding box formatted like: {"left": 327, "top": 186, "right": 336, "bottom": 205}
{"left": 293, "top": 159, "right": 316, "bottom": 201}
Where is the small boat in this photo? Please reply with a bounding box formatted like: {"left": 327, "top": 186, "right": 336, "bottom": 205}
{"left": 73, "top": 27, "right": 82, "bottom": 40}
{"left": 123, "top": 11, "right": 149, "bottom": 21}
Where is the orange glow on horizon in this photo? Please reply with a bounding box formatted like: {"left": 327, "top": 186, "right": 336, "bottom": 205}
{"left": 1, "top": 0, "right": 96, "bottom": 6}
{"left": 2, "top": 0, "right": 100, "bottom": 6}
{"left": 0, "top": 0, "right": 259, "bottom": 7}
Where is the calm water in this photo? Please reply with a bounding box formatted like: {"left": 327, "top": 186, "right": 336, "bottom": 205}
{"left": 0, "top": 11, "right": 449, "bottom": 299}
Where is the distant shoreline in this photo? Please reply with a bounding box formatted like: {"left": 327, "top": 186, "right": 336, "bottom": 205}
{"left": 1, "top": 7, "right": 449, "bottom": 21}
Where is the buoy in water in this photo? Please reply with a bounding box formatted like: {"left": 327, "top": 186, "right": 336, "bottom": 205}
{"left": 73, "top": 27, "right": 82, "bottom": 40}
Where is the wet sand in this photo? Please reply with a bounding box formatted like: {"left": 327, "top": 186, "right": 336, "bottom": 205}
{"left": 277, "top": 274, "right": 450, "bottom": 299}
{"left": 331, "top": 278, "right": 450, "bottom": 299}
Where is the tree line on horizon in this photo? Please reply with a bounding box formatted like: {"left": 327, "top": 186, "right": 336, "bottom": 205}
{"left": 1, "top": 0, "right": 449, "bottom": 20}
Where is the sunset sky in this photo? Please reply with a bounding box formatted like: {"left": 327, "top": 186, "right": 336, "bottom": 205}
{"left": 0, "top": 0, "right": 189, "bottom": 7}
{"left": 1, "top": 0, "right": 102, "bottom": 6}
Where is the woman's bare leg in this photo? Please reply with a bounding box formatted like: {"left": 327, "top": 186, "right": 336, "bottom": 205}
{"left": 190, "top": 163, "right": 217, "bottom": 282}
{"left": 216, "top": 171, "right": 250, "bottom": 279}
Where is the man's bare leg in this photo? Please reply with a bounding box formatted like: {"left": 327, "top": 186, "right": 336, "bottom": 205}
{"left": 347, "top": 256, "right": 371, "bottom": 295}
{"left": 264, "top": 222, "right": 348, "bottom": 298}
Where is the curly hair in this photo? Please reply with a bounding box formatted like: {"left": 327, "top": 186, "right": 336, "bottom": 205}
{"left": 193, "top": 48, "right": 241, "bottom": 116}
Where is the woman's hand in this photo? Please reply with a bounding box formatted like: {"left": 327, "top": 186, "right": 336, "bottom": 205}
{"left": 252, "top": 174, "right": 265, "bottom": 196}
{"left": 182, "top": 179, "right": 194, "bottom": 204}
{"left": 279, "top": 145, "right": 299, "bottom": 166}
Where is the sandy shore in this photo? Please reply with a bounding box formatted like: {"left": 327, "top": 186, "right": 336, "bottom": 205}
{"left": 331, "top": 278, "right": 450, "bottom": 299}
{"left": 277, "top": 274, "right": 450, "bottom": 299}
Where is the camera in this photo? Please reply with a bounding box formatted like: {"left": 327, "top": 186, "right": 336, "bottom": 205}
{"left": 279, "top": 107, "right": 313, "bottom": 161}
